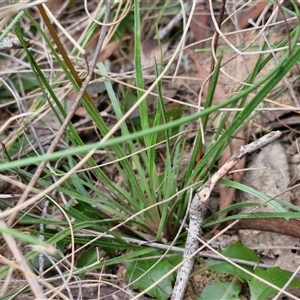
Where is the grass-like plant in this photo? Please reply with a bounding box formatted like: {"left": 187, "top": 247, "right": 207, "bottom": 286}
{"left": 0, "top": 1, "right": 300, "bottom": 299}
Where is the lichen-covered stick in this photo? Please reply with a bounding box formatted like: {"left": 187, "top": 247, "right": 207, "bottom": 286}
{"left": 171, "top": 130, "right": 282, "bottom": 300}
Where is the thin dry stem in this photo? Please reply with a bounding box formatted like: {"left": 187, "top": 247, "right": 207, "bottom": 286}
{"left": 7, "top": 0, "right": 111, "bottom": 225}
{"left": 0, "top": 219, "right": 46, "bottom": 299}
{"left": 171, "top": 131, "right": 282, "bottom": 300}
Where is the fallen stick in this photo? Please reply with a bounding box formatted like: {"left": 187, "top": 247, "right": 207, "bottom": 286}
{"left": 171, "top": 130, "right": 282, "bottom": 300}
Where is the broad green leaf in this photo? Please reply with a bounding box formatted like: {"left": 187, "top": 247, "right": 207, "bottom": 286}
{"left": 205, "top": 241, "right": 259, "bottom": 281}
{"left": 249, "top": 267, "right": 300, "bottom": 300}
{"left": 77, "top": 248, "right": 106, "bottom": 271}
{"left": 198, "top": 281, "right": 241, "bottom": 300}
{"left": 125, "top": 252, "right": 175, "bottom": 300}
{"left": 219, "top": 241, "right": 259, "bottom": 262}
{"left": 205, "top": 259, "right": 253, "bottom": 283}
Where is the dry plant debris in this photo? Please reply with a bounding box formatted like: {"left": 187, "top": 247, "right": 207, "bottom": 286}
{"left": 0, "top": 0, "right": 300, "bottom": 299}
{"left": 171, "top": 131, "right": 282, "bottom": 300}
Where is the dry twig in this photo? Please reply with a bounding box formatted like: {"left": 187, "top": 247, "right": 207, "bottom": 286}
{"left": 171, "top": 130, "right": 282, "bottom": 300}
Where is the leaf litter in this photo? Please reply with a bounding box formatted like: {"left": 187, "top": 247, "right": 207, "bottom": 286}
{"left": 1, "top": 1, "right": 300, "bottom": 299}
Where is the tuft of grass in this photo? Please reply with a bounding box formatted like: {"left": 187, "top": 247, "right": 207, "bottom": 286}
{"left": 0, "top": 1, "right": 300, "bottom": 299}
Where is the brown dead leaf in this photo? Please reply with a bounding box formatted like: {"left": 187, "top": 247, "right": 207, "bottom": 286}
{"left": 68, "top": 89, "right": 98, "bottom": 118}
{"left": 190, "top": 3, "right": 210, "bottom": 48}
{"left": 85, "top": 34, "right": 131, "bottom": 62}
{"left": 222, "top": 218, "right": 300, "bottom": 239}
{"left": 44, "top": 0, "right": 64, "bottom": 13}
{"left": 98, "top": 35, "right": 131, "bottom": 62}
{"left": 141, "top": 39, "right": 170, "bottom": 75}
{"left": 74, "top": 106, "right": 89, "bottom": 118}
{"left": 238, "top": 1, "right": 268, "bottom": 29}
{"left": 185, "top": 49, "right": 225, "bottom": 112}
